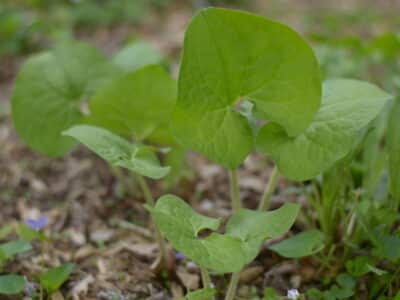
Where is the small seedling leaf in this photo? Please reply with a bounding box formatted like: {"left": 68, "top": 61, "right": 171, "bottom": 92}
{"left": 346, "top": 256, "right": 387, "bottom": 277}
{"left": 39, "top": 263, "right": 74, "bottom": 295}
{"left": 0, "top": 240, "right": 32, "bottom": 261}
{"left": 149, "top": 195, "right": 299, "bottom": 273}
{"left": 172, "top": 7, "right": 321, "bottom": 169}
{"left": 0, "top": 275, "right": 25, "bottom": 295}
{"left": 263, "top": 287, "right": 281, "bottom": 300}
{"left": 269, "top": 230, "right": 324, "bottom": 258}
{"left": 16, "top": 224, "right": 41, "bottom": 242}
{"left": 257, "top": 79, "right": 391, "bottom": 180}
{"left": 63, "top": 125, "right": 170, "bottom": 179}
{"left": 0, "top": 225, "right": 13, "bottom": 240}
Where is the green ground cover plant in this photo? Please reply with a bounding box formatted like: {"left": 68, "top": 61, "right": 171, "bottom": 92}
{"left": 0, "top": 217, "right": 75, "bottom": 299}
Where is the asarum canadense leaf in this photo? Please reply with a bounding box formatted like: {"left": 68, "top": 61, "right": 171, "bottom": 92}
{"left": 257, "top": 79, "right": 392, "bottom": 181}
{"left": 387, "top": 99, "right": 400, "bottom": 202}
{"left": 0, "top": 275, "right": 25, "bottom": 295}
{"left": 86, "top": 65, "right": 177, "bottom": 141}
{"left": 39, "top": 263, "right": 74, "bottom": 295}
{"left": 113, "top": 41, "right": 164, "bottom": 73}
{"left": 172, "top": 8, "right": 321, "bottom": 169}
{"left": 12, "top": 41, "right": 121, "bottom": 156}
{"left": 148, "top": 195, "right": 299, "bottom": 273}
{"left": 269, "top": 230, "right": 324, "bottom": 258}
{"left": 63, "top": 125, "right": 170, "bottom": 179}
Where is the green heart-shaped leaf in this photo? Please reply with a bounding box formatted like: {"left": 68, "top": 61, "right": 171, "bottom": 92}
{"left": 63, "top": 125, "right": 170, "bottom": 179}
{"left": 172, "top": 8, "right": 321, "bottom": 168}
{"left": 148, "top": 195, "right": 299, "bottom": 273}
{"left": 113, "top": 41, "right": 164, "bottom": 73}
{"left": 257, "top": 79, "right": 392, "bottom": 181}
{"left": 388, "top": 99, "right": 400, "bottom": 202}
{"left": 39, "top": 263, "right": 74, "bottom": 295}
{"left": 0, "top": 275, "right": 25, "bottom": 295}
{"left": 12, "top": 41, "right": 121, "bottom": 156}
{"left": 269, "top": 230, "right": 324, "bottom": 258}
{"left": 225, "top": 203, "right": 301, "bottom": 262}
{"left": 0, "top": 240, "right": 32, "bottom": 261}
{"left": 87, "top": 65, "right": 176, "bottom": 140}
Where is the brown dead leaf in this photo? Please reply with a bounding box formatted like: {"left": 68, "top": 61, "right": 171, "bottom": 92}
{"left": 239, "top": 266, "right": 264, "bottom": 284}
{"left": 51, "top": 291, "right": 65, "bottom": 300}
{"left": 177, "top": 269, "right": 199, "bottom": 290}
{"left": 70, "top": 274, "right": 95, "bottom": 300}
{"left": 170, "top": 282, "right": 184, "bottom": 299}
{"left": 90, "top": 228, "right": 114, "bottom": 243}
{"left": 66, "top": 229, "right": 87, "bottom": 246}
{"left": 74, "top": 245, "right": 97, "bottom": 261}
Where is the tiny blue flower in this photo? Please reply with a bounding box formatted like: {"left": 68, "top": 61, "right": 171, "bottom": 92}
{"left": 24, "top": 281, "right": 36, "bottom": 297}
{"left": 287, "top": 289, "right": 300, "bottom": 300}
{"left": 25, "top": 215, "right": 48, "bottom": 232}
{"left": 175, "top": 252, "right": 185, "bottom": 260}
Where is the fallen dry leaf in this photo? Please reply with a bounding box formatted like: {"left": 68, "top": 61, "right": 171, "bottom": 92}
{"left": 177, "top": 269, "right": 200, "bottom": 290}
{"left": 71, "top": 274, "right": 95, "bottom": 300}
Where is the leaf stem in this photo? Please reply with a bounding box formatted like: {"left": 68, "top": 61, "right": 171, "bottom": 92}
{"left": 258, "top": 165, "right": 280, "bottom": 211}
{"left": 229, "top": 170, "right": 241, "bottom": 212}
{"left": 225, "top": 170, "right": 242, "bottom": 299}
{"left": 224, "top": 272, "right": 240, "bottom": 300}
{"left": 200, "top": 265, "right": 211, "bottom": 288}
{"left": 136, "top": 174, "right": 168, "bottom": 266}
{"left": 200, "top": 265, "right": 214, "bottom": 299}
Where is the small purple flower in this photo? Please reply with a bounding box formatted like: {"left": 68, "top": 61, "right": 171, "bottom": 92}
{"left": 25, "top": 216, "right": 48, "bottom": 232}
{"left": 287, "top": 289, "right": 300, "bottom": 300}
{"left": 175, "top": 252, "right": 185, "bottom": 260}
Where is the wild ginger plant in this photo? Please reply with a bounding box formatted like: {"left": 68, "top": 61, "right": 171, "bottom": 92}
{"left": 11, "top": 41, "right": 181, "bottom": 267}
{"left": 11, "top": 40, "right": 183, "bottom": 184}
{"left": 10, "top": 6, "right": 393, "bottom": 299}
{"left": 148, "top": 7, "right": 392, "bottom": 299}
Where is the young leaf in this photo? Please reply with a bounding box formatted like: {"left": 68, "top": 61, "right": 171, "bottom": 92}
{"left": 387, "top": 99, "right": 400, "bottom": 202}
{"left": 0, "top": 225, "right": 13, "bottom": 240}
{"left": 39, "top": 263, "right": 74, "bottom": 295}
{"left": 172, "top": 7, "right": 321, "bottom": 169}
{"left": 148, "top": 195, "right": 299, "bottom": 273}
{"left": 0, "top": 275, "right": 25, "bottom": 295}
{"left": 263, "top": 287, "right": 282, "bottom": 300}
{"left": 16, "top": 224, "right": 42, "bottom": 242}
{"left": 12, "top": 41, "right": 120, "bottom": 156}
{"left": 346, "top": 256, "right": 387, "bottom": 277}
{"left": 113, "top": 41, "right": 164, "bottom": 72}
{"left": 63, "top": 125, "right": 170, "bottom": 179}
{"left": 178, "top": 288, "right": 217, "bottom": 300}
{"left": 269, "top": 230, "right": 324, "bottom": 258}
{"left": 371, "top": 229, "right": 400, "bottom": 261}
{"left": 0, "top": 240, "right": 32, "bottom": 261}
{"left": 257, "top": 79, "right": 391, "bottom": 181}
{"left": 86, "top": 65, "right": 176, "bottom": 140}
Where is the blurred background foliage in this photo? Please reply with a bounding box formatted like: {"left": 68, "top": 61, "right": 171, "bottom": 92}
{"left": 0, "top": 0, "right": 174, "bottom": 56}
